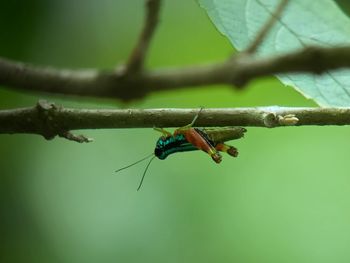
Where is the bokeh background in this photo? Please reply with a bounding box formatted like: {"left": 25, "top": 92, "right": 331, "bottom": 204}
{"left": 1, "top": 1, "right": 350, "bottom": 262}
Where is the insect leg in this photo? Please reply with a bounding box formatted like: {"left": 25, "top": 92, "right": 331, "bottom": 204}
{"left": 193, "top": 135, "right": 222, "bottom": 163}
{"left": 215, "top": 143, "right": 238, "bottom": 157}
{"left": 153, "top": 127, "right": 172, "bottom": 137}
{"left": 179, "top": 128, "right": 222, "bottom": 163}
{"left": 177, "top": 107, "right": 204, "bottom": 132}
{"left": 204, "top": 147, "right": 222, "bottom": 163}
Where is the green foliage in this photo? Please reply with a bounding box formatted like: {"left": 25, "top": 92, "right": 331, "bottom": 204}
{"left": 200, "top": 0, "right": 350, "bottom": 106}
{"left": 2, "top": 1, "right": 350, "bottom": 263}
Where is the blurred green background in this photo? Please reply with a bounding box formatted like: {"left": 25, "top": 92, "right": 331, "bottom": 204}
{"left": 1, "top": 1, "right": 350, "bottom": 262}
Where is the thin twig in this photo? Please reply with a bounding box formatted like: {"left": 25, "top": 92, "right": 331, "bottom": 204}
{"left": 1, "top": 45, "right": 350, "bottom": 100}
{"left": 245, "top": 0, "right": 290, "bottom": 54}
{"left": 2, "top": 103, "right": 350, "bottom": 141}
{"left": 59, "top": 131, "right": 93, "bottom": 143}
{"left": 125, "top": 0, "right": 162, "bottom": 73}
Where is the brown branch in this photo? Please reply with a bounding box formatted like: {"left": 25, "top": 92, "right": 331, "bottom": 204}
{"left": 1, "top": 45, "right": 350, "bottom": 100}
{"left": 125, "top": 0, "right": 162, "bottom": 73}
{"left": 245, "top": 0, "right": 290, "bottom": 54}
{"left": 2, "top": 102, "right": 350, "bottom": 142}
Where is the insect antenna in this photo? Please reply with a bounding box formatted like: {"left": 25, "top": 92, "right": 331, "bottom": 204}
{"left": 137, "top": 155, "right": 156, "bottom": 191}
{"left": 115, "top": 153, "right": 154, "bottom": 173}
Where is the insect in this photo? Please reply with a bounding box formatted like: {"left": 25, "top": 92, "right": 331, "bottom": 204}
{"left": 116, "top": 109, "right": 246, "bottom": 190}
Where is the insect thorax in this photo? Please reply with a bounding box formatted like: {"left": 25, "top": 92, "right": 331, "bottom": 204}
{"left": 154, "top": 134, "right": 196, "bottom": 160}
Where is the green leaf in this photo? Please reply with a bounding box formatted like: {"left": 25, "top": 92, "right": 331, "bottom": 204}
{"left": 199, "top": 0, "right": 350, "bottom": 106}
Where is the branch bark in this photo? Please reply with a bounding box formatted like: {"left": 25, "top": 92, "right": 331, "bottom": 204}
{"left": 2, "top": 101, "right": 350, "bottom": 141}
{"left": 245, "top": 0, "right": 290, "bottom": 54}
{"left": 2, "top": 45, "right": 350, "bottom": 101}
{"left": 125, "top": 0, "right": 161, "bottom": 73}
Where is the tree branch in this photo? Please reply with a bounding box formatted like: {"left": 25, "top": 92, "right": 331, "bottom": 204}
{"left": 1, "top": 2, "right": 349, "bottom": 144}
{"left": 245, "top": 0, "right": 290, "bottom": 54}
{"left": 2, "top": 101, "right": 350, "bottom": 141}
{"left": 125, "top": 0, "right": 161, "bottom": 73}
{"left": 1, "top": 45, "right": 350, "bottom": 100}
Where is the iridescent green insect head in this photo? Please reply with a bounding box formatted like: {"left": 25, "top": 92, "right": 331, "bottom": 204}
{"left": 115, "top": 109, "right": 246, "bottom": 190}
